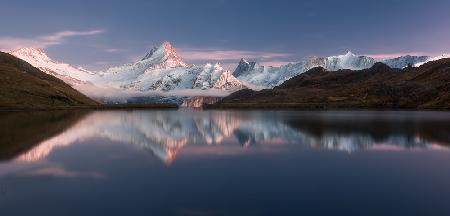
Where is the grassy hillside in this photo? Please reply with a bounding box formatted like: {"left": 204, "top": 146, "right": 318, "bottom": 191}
{"left": 0, "top": 52, "right": 99, "bottom": 110}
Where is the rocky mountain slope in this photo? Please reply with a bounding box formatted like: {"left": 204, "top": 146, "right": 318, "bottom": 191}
{"left": 209, "top": 58, "right": 450, "bottom": 109}
{"left": 0, "top": 52, "right": 99, "bottom": 109}
{"left": 180, "top": 96, "right": 222, "bottom": 108}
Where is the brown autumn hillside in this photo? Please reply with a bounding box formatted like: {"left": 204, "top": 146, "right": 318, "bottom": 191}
{"left": 207, "top": 59, "right": 450, "bottom": 109}
{"left": 0, "top": 51, "right": 99, "bottom": 110}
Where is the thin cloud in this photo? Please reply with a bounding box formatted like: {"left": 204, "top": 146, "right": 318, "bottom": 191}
{"left": 364, "top": 52, "right": 429, "bottom": 59}
{"left": 220, "top": 61, "right": 293, "bottom": 71}
{"left": 178, "top": 48, "right": 291, "bottom": 61}
{"left": 219, "top": 63, "right": 240, "bottom": 71}
{"left": 39, "top": 30, "right": 104, "bottom": 43}
{"left": 103, "top": 48, "right": 122, "bottom": 53}
{"left": 0, "top": 29, "right": 105, "bottom": 51}
{"left": 23, "top": 166, "right": 105, "bottom": 178}
{"left": 259, "top": 61, "right": 292, "bottom": 67}
{"left": 94, "top": 61, "right": 117, "bottom": 65}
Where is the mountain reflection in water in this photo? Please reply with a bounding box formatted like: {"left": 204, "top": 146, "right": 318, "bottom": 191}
{"left": 0, "top": 111, "right": 88, "bottom": 161}
{"left": 1, "top": 110, "right": 449, "bottom": 164}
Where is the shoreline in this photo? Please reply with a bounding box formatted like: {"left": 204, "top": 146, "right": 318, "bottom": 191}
{"left": 1, "top": 103, "right": 449, "bottom": 112}
{"left": 0, "top": 103, "right": 179, "bottom": 112}
{"left": 203, "top": 103, "right": 450, "bottom": 111}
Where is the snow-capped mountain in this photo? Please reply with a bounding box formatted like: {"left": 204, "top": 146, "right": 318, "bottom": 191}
{"left": 233, "top": 59, "right": 305, "bottom": 88}
{"left": 321, "top": 51, "right": 377, "bottom": 70}
{"left": 96, "top": 42, "right": 245, "bottom": 92}
{"left": 414, "top": 54, "right": 450, "bottom": 67}
{"left": 9, "top": 47, "right": 95, "bottom": 86}
{"left": 381, "top": 55, "right": 430, "bottom": 68}
{"left": 141, "top": 41, "right": 189, "bottom": 68}
{"left": 233, "top": 51, "right": 438, "bottom": 88}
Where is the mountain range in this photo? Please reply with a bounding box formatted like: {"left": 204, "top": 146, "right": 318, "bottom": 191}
{"left": 10, "top": 42, "right": 245, "bottom": 101}
{"left": 9, "top": 42, "right": 450, "bottom": 102}
{"left": 233, "top": 52, "right": 442, "bottom": 88}
{"left": 208, "top": 58, "right": 450, "bottom": 109}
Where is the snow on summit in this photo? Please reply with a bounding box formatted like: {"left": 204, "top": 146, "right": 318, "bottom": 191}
{"left": 140, "top": 41, "right": 188, "bottom": 68}
{"left": 10, "top": 47, "right": 95, "bottom": 86}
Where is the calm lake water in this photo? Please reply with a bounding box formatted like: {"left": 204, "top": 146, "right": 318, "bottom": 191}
{"left": 0, "top": 110, "right": 449, "bottom": 216}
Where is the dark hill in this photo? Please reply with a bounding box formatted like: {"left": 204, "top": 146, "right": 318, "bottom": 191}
{"left": 207, "top": 59, "right": 450, "bottom": 109}
{"left": 0, "top": 52, "right": 99, "bottom": 110}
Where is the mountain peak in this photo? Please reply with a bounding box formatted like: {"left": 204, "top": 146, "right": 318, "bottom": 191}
{"left": 326, "top": 51, "right": 360, "bottom": 61}
{"left": 344, "top": 51, "right": 356, "bottom": 56}
{"left": 141, "top": 41, "right": 187, "bottom": 68}
{"left": 9, "top": 47, "right": 59, "bottom": 66}
{"left": 161, "top": 41, "right": 175, "bottom": 50}
{"left": 369, "top": 62, "right": 392, "bottom": 72}
{"left": 10, "top": 47, "right": 49, "bottom": 59}
{"left": 12, "top": 47, "right": 43, "bottom": 52}
{"left": 233, "top": 58, "right": 257, "bottom": 77}
{"left": 238, "top": 58, "right": 249, "bottom": 65}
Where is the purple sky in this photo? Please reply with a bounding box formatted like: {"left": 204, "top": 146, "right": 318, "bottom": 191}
{"left": 1, "top": 0, "right": 450, "bottom": 70}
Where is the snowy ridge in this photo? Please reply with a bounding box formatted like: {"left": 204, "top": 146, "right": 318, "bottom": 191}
{"left": 324, "top": 51, "right": 376, "bottom": 70}
{"left": 194, "top": 63, "right": 243, "bottom": 90}
{"left": 414, "top": 54, "right": 450, "bottom": 67}
{"left": 233, "top": 51, "right": 445, "bottom": 88}
{"left": 381, "top": 55, "right": 430, "bottom": 68}
{"left": 9, "top": 47, "right": 96, "bottom": 86}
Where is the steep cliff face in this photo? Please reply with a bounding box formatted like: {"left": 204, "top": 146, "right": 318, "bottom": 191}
{"left": 181, "top": 96, "right": 222, "bottom": 108}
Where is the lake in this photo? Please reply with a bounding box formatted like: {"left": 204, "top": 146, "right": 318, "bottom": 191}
{"left": 0, "top": 110, "right": 449, "bottom": 216}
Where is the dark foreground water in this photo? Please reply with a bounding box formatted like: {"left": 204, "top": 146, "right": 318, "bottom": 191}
{"left": 0, "top": 110, "right": 449, "bottom": 216}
